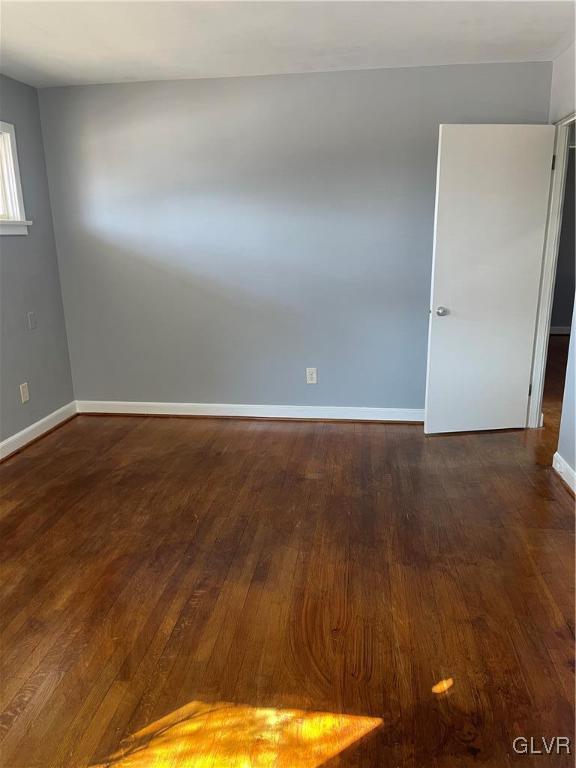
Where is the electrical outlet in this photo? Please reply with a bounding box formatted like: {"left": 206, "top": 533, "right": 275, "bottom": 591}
{"left": 26, "top": 311, "right": 37, "bottom": 330}
{"left": 20, "top": 382, "right": 29, "bottom": 403}
{"left": 306, "top": 367, "right": 318, "bottom": 385}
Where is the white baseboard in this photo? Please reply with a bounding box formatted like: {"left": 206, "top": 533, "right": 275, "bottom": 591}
{"left": 552, "top": 452, "right": 576, "bottom": 493}
{"left": 75, "top": 400, "right": 424, "bottom": 423}
{"left": 0, "top": 401, "right": 77, "bottom": 460}
{"left": 550, "top": 326, "right": 571, "bottom": 335}
{"left": 0, "top": 400, "right": 423, "bottom": 461}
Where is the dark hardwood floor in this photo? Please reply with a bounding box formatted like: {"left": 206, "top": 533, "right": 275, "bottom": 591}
{"left": 522, "top": 333, "right": 571, "bottom": 469}
{"left": 1, "top": 354, "right": 574, "bottom": 766}
{"left": 542, "top": 335, "right": 571, "bottom": 448}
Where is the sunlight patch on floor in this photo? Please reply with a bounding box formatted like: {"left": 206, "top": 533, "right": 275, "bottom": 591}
{"left": 93, "top": 699, "right": 382, "bottom": 767}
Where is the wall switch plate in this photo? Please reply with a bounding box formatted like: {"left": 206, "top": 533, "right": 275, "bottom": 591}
{"left": 20, "top": 382, "right": 29, "bottom": 403}
{"left": 26, "top": 311, "right": 37, "bottom": 330}
{"left": 306, "top": 367, "right": 318, "bottom": 384}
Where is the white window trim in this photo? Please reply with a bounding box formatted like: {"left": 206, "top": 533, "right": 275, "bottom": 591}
{"left": 0, "top": 121, "right": 32, "bottom": 236}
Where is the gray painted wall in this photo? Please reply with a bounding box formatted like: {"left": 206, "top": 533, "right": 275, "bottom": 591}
{"left": 558, "top": 309, "right": 576, "bottom": 471}
{"left": 39, "top": 63, "right": 551, "bottom": 408}
{"left": 551, "top": 147, "right": 574, "bottom": 329}
{"left": 549, "top": 42, "right": 575, "bottom": 124}
{"left": 0, "top": 75, "right": 73, "bottom": 440}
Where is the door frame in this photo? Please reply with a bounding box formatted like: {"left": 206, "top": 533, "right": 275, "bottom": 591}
{"left": 528, "top": 111, "right": 576, "bottom": 428}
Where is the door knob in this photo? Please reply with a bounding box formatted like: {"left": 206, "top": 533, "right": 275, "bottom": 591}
{"left": 436, "top": 306, "right": 449, "bottom": 316}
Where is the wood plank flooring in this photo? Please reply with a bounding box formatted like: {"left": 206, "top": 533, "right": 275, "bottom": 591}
{"left": 538, "top": 334, "right": 571, "bottom": 465}
{"left": 0, "top": 367, "right": 574, "bottom": 766}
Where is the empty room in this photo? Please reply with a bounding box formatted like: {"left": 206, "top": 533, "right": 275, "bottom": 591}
{"left": 0, "top": 2, "right": 575, "bottom": 766}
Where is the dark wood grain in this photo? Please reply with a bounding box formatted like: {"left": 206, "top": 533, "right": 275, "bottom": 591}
{"left": 0, "top": 351, "right": 573, "bottom": 767}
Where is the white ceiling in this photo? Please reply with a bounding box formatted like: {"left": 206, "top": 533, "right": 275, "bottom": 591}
{"left": 1, "top": 1, "right": 574, "bottom": 88}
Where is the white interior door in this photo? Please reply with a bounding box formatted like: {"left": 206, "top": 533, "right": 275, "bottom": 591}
{"left": 425, "top": 124, "right": 555, "bottom": 434}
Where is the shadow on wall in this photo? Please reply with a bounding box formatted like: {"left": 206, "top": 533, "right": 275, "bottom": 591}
{"left": 44, "top": 73, "right": 446, "bottom": 406}
{"left": 63, "top": 217, "right": 426, "bottom": 404}
{"left": 67, "top": 231, "right": 307, "bottom": 401}
{"left": 71, "top": 75, "right": 432, "bottom": 214}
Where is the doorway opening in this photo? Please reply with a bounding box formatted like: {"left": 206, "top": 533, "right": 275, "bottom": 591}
{"left": 529, "top": 113, "right": 576, "bottom": 466}
{"left": 540, "top": 124, "right": 575, "bottom": 454}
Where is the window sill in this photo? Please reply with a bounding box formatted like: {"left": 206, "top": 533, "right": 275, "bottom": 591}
{"left": 0, "top": 220, "right": 32, "bottom": 236}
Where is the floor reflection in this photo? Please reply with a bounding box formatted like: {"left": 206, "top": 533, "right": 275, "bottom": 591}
{"left": 93, "top": 699, "right": 383, "bottom": 767}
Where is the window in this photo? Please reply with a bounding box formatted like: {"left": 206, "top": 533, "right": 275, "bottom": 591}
{"left": 0, "top": 121, "right": 31, "bottom": 235}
